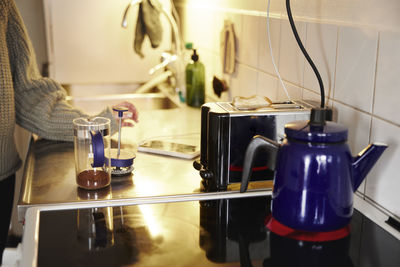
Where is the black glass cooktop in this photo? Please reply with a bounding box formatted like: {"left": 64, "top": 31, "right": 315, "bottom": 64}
{"left": 37, "top": 196, "right": 400, "bottom": 267}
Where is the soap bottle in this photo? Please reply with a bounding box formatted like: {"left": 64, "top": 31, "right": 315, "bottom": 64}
{"left": 186, "top": 49, "right": 205, "bottom": 107}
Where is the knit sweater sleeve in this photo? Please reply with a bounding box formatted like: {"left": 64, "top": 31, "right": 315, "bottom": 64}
{"left": 6, "top": 1, "right": 117, "bottom": 142}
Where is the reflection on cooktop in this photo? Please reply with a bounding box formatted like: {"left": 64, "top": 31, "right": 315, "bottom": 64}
{"left": 199, "top": 197, "right": 269, "bottom": 264}
{"left": 37, "top": 196, "right": 400, "bottom": 267}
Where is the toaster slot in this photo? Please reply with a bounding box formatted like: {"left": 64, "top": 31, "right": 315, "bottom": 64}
{"left": 270, "top": 103, "right": 302, "bottom": 109}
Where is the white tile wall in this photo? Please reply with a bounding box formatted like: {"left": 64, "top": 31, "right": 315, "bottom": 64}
{"left": 257, "top": 71, "right": 278, "bottom": 100}
{"left": 373, "top": 31, "right": 400, "bottom": 126}
{"left": 304, "top": 22, "right": 338, "bottom": 98}
{"left": 211, "top": 11, "right": 225, "bottom": 54}
{"left": 178, "top": 3, "right": 400, "bottom": 218}
{"left": 303, "top": 89, "right": 333, "bottom": 109}
{"left": 277, "top": 81, "right": 302, "bottom": 101}
{"left": 367, "top": 118, "right": 400, "bottom": 216}
{"left": 333, "top": 102, "right": 372, "bottom": 154}
{"left": 258, "top": 17, "right": 281, "bottom": 75}
{"left": 199, "top": 49, "right": 217, "bottom": 99}
{"left": 334, "top": 26, "right": 378, "bottom": 113}
{"left": 229, "top": 63, "right": 258, "bottom": 98}
{"left": 302, "top": 89, "right": 322, "bottom": 103}
{"left": 278, "top": 20, "right": 306, "bottom": 86}
{"left": 238, "top": 15, "right": 259, "bottom": 69}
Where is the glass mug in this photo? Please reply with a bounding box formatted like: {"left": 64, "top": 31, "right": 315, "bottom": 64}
{"left": 73, "top": 117, "right": 111, "bottom": 190}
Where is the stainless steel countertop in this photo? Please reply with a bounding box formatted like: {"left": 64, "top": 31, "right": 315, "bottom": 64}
{"left": 18, "top": 93, "right": 272, "bottom": 220}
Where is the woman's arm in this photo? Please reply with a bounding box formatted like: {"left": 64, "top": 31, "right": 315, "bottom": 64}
{"left": 6, "top": 1, "right": 122, "bottom": 142}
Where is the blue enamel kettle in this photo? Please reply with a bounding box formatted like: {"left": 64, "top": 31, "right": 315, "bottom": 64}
{"left": 240, "top": 108, "right": 387, "bottom": 232}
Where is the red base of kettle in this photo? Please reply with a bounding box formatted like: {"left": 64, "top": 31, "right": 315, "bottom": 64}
{"left": 265, "top": 215, "right": 350, "bottom": 242}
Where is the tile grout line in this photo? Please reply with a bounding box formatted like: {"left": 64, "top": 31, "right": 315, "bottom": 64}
{"left": 331, "top": 25, "right": 341, "bottom": 109}
{"left": 364, "top": 31, "right": 381, "bottom": 197}
{"left": 370, "top": 31, "right": 381, "bottom": 139}
{"left": 363, "top": 195, "right": 400, "bottom": 223}
{"left": 329, "top": 98, "right": 400, "bottom": 127}
{"left": 176, "top": 2, "right": 400, "bottom": 33}
{"left": 276, "top": 19, "right": 283, "bottom": 99}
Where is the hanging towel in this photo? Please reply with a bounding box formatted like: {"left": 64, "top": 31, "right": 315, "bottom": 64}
{"left": 220, "top": 20, "right": 236, "bottom": 74}
{"left": 134, "top": 0, "right": 163, "bottom": 58}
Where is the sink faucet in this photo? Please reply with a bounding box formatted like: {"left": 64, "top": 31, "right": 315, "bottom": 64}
{"left": 149, "top": 52, "right": 177, "bottom": 75}
{"left": 121, "top": 0, "right": 186, "bottom": 101}
{"left": 121, "top": 0, "right": 143, "bottom": 28}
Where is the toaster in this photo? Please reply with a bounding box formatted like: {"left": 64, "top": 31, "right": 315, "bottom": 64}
{"left": 194, "top": 100, "right": 319, "bottom": 191}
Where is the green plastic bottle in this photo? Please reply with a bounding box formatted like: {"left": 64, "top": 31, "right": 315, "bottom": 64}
{"left": 185, "top": 49, "right": 205, "bottom": 107}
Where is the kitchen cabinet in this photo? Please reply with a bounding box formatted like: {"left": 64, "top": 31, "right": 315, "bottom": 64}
{"left": 42, "top": 0, "right": 172, "bottom": 84}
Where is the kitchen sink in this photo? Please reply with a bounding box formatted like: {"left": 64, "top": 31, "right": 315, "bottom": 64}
{"left": 67, "top": 92, "right": 179, "bottom": 115}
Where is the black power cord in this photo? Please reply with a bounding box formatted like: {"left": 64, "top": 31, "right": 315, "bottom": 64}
{"left": 286, "top": 0, "right": 325, "bottom": 108}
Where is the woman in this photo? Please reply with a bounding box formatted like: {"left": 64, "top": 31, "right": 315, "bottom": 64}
{"left": 0, "top": 0, "right": 139, "bottom": 262}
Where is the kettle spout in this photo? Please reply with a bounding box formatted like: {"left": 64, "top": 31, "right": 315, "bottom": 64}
{"left": 352, "top": 143, "right": 388, "bottom": 191}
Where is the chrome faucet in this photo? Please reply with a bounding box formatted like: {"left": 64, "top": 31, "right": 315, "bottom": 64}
{"left": 121, "top": 0, "right": 185, "bottom": 100}
{"left": 149, "top": 52, "right": 177, "bottom": 75}
{"left": 121, "top": 0, "right": 143, "bottom": 28}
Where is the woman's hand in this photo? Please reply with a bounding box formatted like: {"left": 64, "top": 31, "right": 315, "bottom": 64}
{"left": 113, "top": 101, "right": 139, "bottom": 127}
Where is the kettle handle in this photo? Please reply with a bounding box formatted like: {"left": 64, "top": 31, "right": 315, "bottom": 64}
{"left": 240, "top": 135, "right": 280, "bottom": 193}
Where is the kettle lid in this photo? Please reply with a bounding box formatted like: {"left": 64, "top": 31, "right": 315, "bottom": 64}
{"left": 285, "top": 120, "right": 348, "bottom": 143}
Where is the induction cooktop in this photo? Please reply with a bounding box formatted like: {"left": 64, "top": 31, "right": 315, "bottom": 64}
{"left": 31, "top": 196, "right": 400, "bottom": 267}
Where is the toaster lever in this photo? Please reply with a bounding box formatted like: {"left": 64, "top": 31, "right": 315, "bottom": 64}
{"left": 193, "top": 160, "right": 214, "bottom": 180}
{"left": 200, "top": 170, "right": 213, "bottom": 180}
{"left": 193, "top": 160, "right": 202, "bottom": 171}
